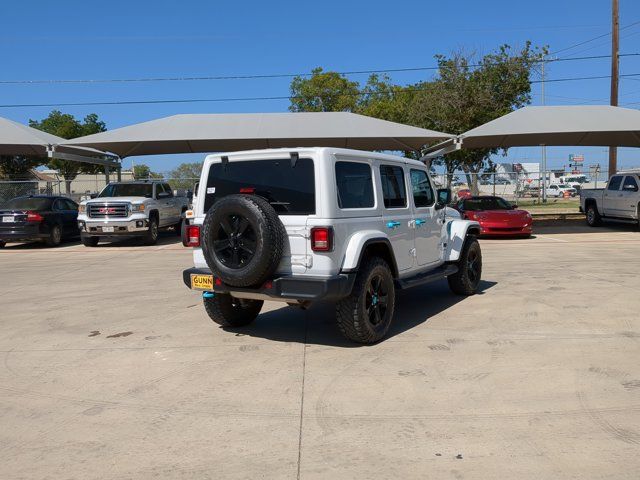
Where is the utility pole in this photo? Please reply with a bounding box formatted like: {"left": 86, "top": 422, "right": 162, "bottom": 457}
{"left": 541, "top": 58, "right": 547, "bottom": 203}
{"left": 609, "top": 0, "right": 619, "bottom": 175}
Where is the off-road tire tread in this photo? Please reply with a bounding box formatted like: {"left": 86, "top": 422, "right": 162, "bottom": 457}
{"left": 201, "top": 194, "right": 285, "bottom": 287}
{"left": 335, "top": 257, "right": 395, "bottom": 344}
{"left": 447, "top": 237, "right": 482, "bottom": 296}
{"left": 203, "top": 294, "right": 263, "bottom": 327}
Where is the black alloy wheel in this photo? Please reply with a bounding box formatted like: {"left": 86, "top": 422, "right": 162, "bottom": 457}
{"left": 365, "top": 273, "right": 390, "bottom": 327}
{"left": 213, "top": 214, "right": 257, "bottom": 269}
{"left": 466, "top": 246, "right": 480, "bottom": 286}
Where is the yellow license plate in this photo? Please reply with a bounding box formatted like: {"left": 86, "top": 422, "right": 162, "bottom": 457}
{"left": 191, "top": 274, "right": 214, "bottom": 291}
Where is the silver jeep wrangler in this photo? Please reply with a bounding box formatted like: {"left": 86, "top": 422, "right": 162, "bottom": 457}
{"left": 183, "top": 147, "right": 481, "bottom": 344}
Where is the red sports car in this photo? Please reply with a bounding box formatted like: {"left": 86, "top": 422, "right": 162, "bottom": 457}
{"left": 456, "top": 188, "right": 472, "bottom": 200}
{"left": 454, "top": 196, "right": 533, "bottom": 237}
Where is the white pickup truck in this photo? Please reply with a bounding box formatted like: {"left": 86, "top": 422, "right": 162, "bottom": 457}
{"left": 77, "top": 180, "right": 189, "bottom": 246}
{"left": 580, "top": 172, "right": 640, "bottom": 226}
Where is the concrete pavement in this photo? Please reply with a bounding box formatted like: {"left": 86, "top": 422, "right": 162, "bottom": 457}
{"left": 0, "top": 226, "right": 639, "bottom": 479}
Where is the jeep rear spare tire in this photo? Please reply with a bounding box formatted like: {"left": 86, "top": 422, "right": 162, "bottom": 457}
{"left": 201, "top": 194, "right": 285, "bottom": 288}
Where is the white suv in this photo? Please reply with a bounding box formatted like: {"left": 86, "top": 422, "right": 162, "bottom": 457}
{"left": 182, "top": 147, "right": 481, "bottom": 344}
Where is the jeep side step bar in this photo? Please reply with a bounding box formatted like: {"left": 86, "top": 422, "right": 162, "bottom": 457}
{"left": 395, "top": 264, "right": 458, "bottom": 290}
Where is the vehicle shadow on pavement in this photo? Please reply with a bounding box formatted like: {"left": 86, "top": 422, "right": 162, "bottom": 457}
{"left": 91, "top": 232, "right": 182, "bottom": 248}
{"left": 232, "top": 279, "right": 497, "bottom": 347}
{"left": 1, "top": 238, "right": 81, "bottom": 249}
{"left": 534, "top": 222, "right": 638, "bottom": 235}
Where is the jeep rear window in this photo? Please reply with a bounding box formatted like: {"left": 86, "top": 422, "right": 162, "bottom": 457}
{"left": 335, "top": 161, "right": 374, "bottom": 209}
{"left": 204, "top": 158, "right": 315, "bottom": 215}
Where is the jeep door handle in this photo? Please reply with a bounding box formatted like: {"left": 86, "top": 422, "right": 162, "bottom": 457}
{"left": 386, "top": 221, "right": 401, "bottom": 229}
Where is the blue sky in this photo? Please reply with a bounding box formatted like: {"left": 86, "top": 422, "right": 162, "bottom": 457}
{"left": 1, "top": 0, "right": 639, "bottom": 174}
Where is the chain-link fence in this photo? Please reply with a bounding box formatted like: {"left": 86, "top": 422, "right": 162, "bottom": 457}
{"left": 0, "top": 179, "right": 64, "bottom": 204}
{"left": 0, "top": 173, "right": 201, "bottom": 204}
{"left": 0, "top": 166, "right": 616, "bottom": 207}
{"left": 434, "top": 169, "right": 611, "bottom": 204}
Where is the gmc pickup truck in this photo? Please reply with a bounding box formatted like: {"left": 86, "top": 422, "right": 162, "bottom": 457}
{"left": 580, "top": 172, "right": 640, "bottom": 227}
{"left": 77, "top": 180, "right": 189, "bottom": 246}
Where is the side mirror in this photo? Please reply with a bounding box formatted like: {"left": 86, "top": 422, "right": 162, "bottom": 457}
{"left": 157, "top": 192, "right": 169, "bottom": 199}
{"left": 435, "top": 188, "right": 451, "bottom": 210}
{"left": 512, "top": 204, "right": 518, "bottom": 209}
{"left": 90, "top": 193, "right": 97, "bottom": 199}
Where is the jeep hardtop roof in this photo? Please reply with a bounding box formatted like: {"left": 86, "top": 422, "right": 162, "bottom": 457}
{"left": 203, "top": 147, "right": 427, "bottom": 168}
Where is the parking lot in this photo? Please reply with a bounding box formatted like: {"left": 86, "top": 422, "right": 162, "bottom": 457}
{"left": 1, "top": 225, "right": 639, "bottom": 479}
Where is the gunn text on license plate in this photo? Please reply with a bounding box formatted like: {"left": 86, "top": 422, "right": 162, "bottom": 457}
{"left": 191, "top": 274, "right": 214, "bottom": 291}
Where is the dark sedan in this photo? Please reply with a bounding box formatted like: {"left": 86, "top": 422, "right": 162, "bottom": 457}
{"left": 0, "top": 195, "right": 80, "bottom": 247}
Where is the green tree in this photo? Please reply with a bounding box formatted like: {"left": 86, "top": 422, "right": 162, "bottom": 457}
{"left": 289, "top": 44, "right": 543, "bottom": 192}
{"left": 356, "top": 74, "right": 415, "bottom": 124}
{"left": 167, "top": 162, "right": 202, "bottom": 190}
{"left": 408, "top": 44, "right": 545, "bottom": 193}
{"left": 29, "top": 111, "right": 107, "bottom": 193}
{"left": 132, "top": 163, "right": 162, "bottom": 180}
{"left": 289, "top": 67, "right": 360, "bottom": 112}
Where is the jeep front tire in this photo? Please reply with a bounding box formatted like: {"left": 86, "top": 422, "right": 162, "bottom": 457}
{"left": 203, "top": 294, "right": 263, "bottom": 327}
{"left": 448, "top": 237, "right": 482, "bottom": 295}
{"left": 336, "top": 257, "right": 396, "bottom": 344}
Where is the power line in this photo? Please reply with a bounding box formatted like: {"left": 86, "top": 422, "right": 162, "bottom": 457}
{"left": 0, "top": 54, "right": 638, "bottom": 86}
{"left": 2, "top": 73, "right": 640, "bottom": 109}
{"left": 550, "top": 18, "right": 640, "bottom": 55}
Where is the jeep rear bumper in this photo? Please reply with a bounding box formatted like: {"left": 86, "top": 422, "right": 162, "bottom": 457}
{"left": 182, "top": 267, "right": 356, "bottom": 302}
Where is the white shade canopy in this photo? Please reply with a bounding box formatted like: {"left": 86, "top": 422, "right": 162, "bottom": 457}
{"left": 61, "top": 112, "right": 454, "bottom": 157}
{"left": 0, "top": 116, "right": 67, "bottom": 157}
{"left": 459, "top": 105, "right": 640, "bottom": 149}
{"left": 0, "top": 116, "right": 119, "bottom": 166}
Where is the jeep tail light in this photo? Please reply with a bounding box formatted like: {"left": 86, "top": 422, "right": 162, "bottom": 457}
{"left": 310, "top": 227, "right": 333, "bottom": 252}
{"left": 239, "top": 187, "right": 256, "bottom": 194}
{"left": 183, "top": 225, "right": 201, "bottom": 247}
{"left": 26, "top": 211, "right": 44, "bottom": 223}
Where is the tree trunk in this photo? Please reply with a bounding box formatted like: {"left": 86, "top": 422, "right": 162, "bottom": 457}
{"left": 65, "top": 180, "right": 72, "bottom": 194}
{"left": 462, "top": 166, "right": 480, "bottom": 195}
{"left": 446, "top": 164, "right": 455, "bottom": 188}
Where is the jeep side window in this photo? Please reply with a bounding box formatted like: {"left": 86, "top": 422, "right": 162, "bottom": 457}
{"left": 607, "top": 175, "right": 623, "bottom": 191}
{"left": 380, "top": 165, "right": 407, "bottom": 209}
{"left": 410, "top": 169, "right": 434, "bottom": 208}
{"left": 335, "top": 161, "right": 374, "bottom": 209}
